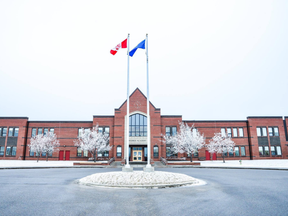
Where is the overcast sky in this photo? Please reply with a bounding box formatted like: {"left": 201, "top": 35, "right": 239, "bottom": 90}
{"left": 0, "top": 0, "right": 287, "bottom": 121}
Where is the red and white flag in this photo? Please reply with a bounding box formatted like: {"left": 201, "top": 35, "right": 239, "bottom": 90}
{"left": 110, "top": 38, "right": 127, "bottom": 55}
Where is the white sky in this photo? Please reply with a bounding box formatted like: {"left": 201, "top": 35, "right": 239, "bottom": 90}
{"left": 0, "top": 0, "right": 287, "bottom": 121}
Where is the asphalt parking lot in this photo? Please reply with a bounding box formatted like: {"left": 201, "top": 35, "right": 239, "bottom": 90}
{"left": 0, "top": 168, "right": 287, "bottom": 216}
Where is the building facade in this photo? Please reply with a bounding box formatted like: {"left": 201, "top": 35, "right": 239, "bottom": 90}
{"left": 0, "top": 88, "right": 287, "bottom": 161}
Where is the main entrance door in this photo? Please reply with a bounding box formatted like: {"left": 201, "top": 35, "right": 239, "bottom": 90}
{"left": 132, "top": 147, "right": 142, "bottom": 161}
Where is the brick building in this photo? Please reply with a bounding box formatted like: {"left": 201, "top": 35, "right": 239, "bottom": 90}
{"left": 0, "top": 88, "right": 287, "bottom": 161}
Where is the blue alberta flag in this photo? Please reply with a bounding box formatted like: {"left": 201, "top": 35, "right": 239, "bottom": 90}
{"left": 129, "top": 39, "right": 145, "bottom": 57}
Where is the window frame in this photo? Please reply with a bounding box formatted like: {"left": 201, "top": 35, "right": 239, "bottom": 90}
{"left": 153, "top": 145, "right": 159, "bottom": 157}
{"left": 116, "top": 146, "right": 122, "bottom": 158}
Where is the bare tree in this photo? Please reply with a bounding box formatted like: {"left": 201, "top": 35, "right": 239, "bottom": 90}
{"left": 29, "top": 132, "right": 60, "bottom": 162}
{"left": 163, "top": 123, "right": 205, "bottom": 162}
{"left": 208, "top": 132, "right": 235, "bottom": 163}
{"left": 42, "top": 132, "right": 60, "bottom": 161}
{"left": 74, "top": 125, "right": 111, "bottom": 162}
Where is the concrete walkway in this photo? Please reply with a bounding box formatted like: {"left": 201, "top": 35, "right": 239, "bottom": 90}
{"left": 0, "top": 159, "right": 288, "bottom": 170}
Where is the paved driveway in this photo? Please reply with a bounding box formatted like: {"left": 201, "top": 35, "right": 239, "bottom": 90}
{"left": 0, "top": 168, "right": 287, "bottom": 216}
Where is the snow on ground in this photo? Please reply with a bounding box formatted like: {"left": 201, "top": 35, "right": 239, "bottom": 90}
{"left": 0, "top": 159, "right": 287, "bottom": 168}
{"left": 200, "top": 159, "right": 288, "bottom": 168}
{"left": 78, "top": 171, "right": 202, "bottom": 188}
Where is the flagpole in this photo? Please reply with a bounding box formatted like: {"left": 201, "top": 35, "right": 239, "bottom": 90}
{"left": 146, "top": 33, "right": 152, "bottom": 170}
{"left": 125, "top": 33, "right": 131, "bottom": 169}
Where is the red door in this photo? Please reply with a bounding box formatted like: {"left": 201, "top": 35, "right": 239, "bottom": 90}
{"left": 212, "top": 153, "right": 217, "bottom": 160}
{"left": 59, "top": 150, "right": 64, "bottom": 160}
{"left": 65, "top": 151, "right": 70, "bottom": 160}
{"left": 205, "top": 150, "right": 210, "bottom": 160}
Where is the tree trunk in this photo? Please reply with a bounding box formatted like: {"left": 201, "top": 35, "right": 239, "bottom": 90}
{"left": 46, "top": 152, "right": 48, "bottom": 162}
{"left": 93, "top": 151, "right": 96, "bottom": 162}
{"left": 190, "top": 154, "right": 193, "bottom": 162}
{"left": 222, "top": 153, "right": 225, "bottom": 163}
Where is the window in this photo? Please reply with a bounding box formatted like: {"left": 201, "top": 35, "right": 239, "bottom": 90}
{"left": 0, "top": 146, "right": 4, "bottom": 156}
{"left": 2, "top": 128, "right": 7, "bottom": 137}
{"left": 44, "top": 128, "right": 48, "bottom": 135}
{"left": 83, "top": 150, "right": 88, "bottom": 157}
{"left": 30, "top": 150, "right": 34, "bottom": 157}
{"left": 32, "top": 128, "right": 37, "bottom": 137}
{"left": 48, "top": 151, "right": 52, "bottom": 157}
{"left": 229, "top": 150, "right": 234, "bottom": 157}
{"left": 192, "top": 128, "right": 197, "bottom": 136}
{"left": 227, "top": 128, "right": 232, "bottom": 137}
{"left": 38, "top": 128, "right": 43, "bottom": 135}
{"left": 14, "top": 128, "right": 19, "bottom": 137}
{"left": 241, "top": 147, "right": 246, "bottom": 156}
{"left": 166, "top": 147, "right": 177, "bottom": 157}
{"left": 153, "top": 145, "right": 159, "bottom": 157}
{"left": 98, "top": 127, "right": 110, "bottom": 136}
{"left": 233, "top": 128, "right": 238, "bottom": 137}
{"left": 50, "top": 128, "right": 54, "bottom": 134}
{"left": 194, "top": 149, "right": 198, "bottom": 157}
{"left": 98, "top": 151, "right": 109, "bottom": 157}
{"left": 8, "top": 128, "right": 19, "bottom": 137}
{"left": 235, "top": 147, "right": 240, "bottom": 156}
{"left": 221, "top": 128, "right": 226, "bottom": 136}
{"left": 117, "top": 146, "right": 122, "bottom": 157}
{"left": 264, "top": 146, "right": 269, "bottom": 156}
{"left": 276, "top": 146, "right": 282, "bottom": 156}
{"left": 268, "top": 127, "right": 279, "bottom": 136}
{"left": 239, "top": 128, "right": 244, "bottom": 137}
{"left": 166, "top": 126, "right": 177, "bottom": 136}
{"left": 259, "top": 146, "right": 269, "bottom": 156}
{"left": 271, "top": 146, "right": 276, "bottom": 156}
{"left": 42, "top": 152, "right": 46, "bottom": 157}
{"left": 5, "top": 146, "right": 16, "bottom": 156}
{"left": 77, "top": 147, "right": 82, "bottom": 157}
{"left": 257, "top": 127, "right": 267, "bottom": 137}
{"left": 271, "top": 146, "right": 282, "bottom": 156}
{"left": 259, "top": 146, "right": 263, "bottom": 156}
{"left": 129, "top": 114, "right": 147, "bottom": 137}
{"left": 8, "top": 128, "right": 14, "bottom": 136}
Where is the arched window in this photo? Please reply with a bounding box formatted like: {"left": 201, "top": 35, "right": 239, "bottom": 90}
{"left": 129, "top": 114, "right": 147, "bottom": 137}
{"left": 153, "top": 145, "right": 159, "bottom": 157}
{"left": 117, "top": 146, "right": 122, "bottom": 157}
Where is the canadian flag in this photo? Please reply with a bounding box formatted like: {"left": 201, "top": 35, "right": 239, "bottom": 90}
{"left": 110, "top": 38, "right": 127, "bottom": 55}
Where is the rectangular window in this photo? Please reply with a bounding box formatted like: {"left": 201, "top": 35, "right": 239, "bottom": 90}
{"left": 48, "top": 151, "right": 52, "bottom": 157}
{"left": 259, "top": 146, "right": 263, "bottom": 156}
{"left": 221, "top": 128, "right": 226, "bottom": 136}
{"left": 2, "top": 128, "right": 7, "bottom": 137}
{"left": 227, "top": 128, "right": 232, "bottom": 137}
{"left": 83, "top": 150, "right": 88, "bottom": 157}
{"left": 264, "top": 146, "right": 269, "bottom": 156}
{"left": 42, "top": 152, "right": 46, "bottom": 157}
{"left": 77, "top": 148, "right": 82, "bottom": 157}
{"left": 98, "top": 127, "right": 103, "bottom": 133}
{"left": 38, "top": 128, "right": 43, "bottom": 135}
{"left": 276, "top": 146, "right": 282, "bottom": 156}
{"left": 229, "top": 150, "right": 234, "bottom": 157}
{"left": 262, "top": 128, "right": 267, "bottom": 136}
{"left": 0, "top": 146, "right": 4, "bottom": 156}
{"left": 30, "top": 150, "right": 34, "bottom": 157}
{"left": 50, "top": 128, "right": 54, "bottom": 134}
{"left": 268, "top": 127, "right": 273, "bottom": 136}
{"left": 8, "top": 128, "right": 14, "bottom": 137}
{"left": 257, "top": 128, "right": 261, "bottom": 136}
{"left": 274, "top": 127, "right": 279, "bottom": 136}
{"left": 44, "top": 128, "right": 48, "bottom": 135}
{"left": 0, "top": 128, "right": 2, "bottom": 136}
{"left": 165, "top": 127, "right": 171, "bottom": 136}
{"left": 192, "top": 128, "right": 197, "bottom": 136}
{"left": 239, "top": 128, "right": 244, "bottom": 137}
{"left": 271, "top": 146, "right": 276, "bottom": 156}
{"left": 84, "top": 128, "right": 90, "bottom": 133}
{"left": 117, "top": 146, "right": 122, "bottom": 157}
{"left": 103, "top": 151, "right": 109, "bottom": 157}
{"left": 78, "top": 128, "right": 82, "bottom": 137}
{"left": 11, "top": 147, "right": 16, "bottom": 156}
{"left": 5, "top": 146, "right": 16, "bottom": 156}
{"left": 233, "top": 128, "right": 238, "bottom": 137}
{"left": 6, "top": 146, "right": 11, "bottom": 156}
{"left": 14, "top": 128, "right": 19, "bottom": 137}
{"left": 32, "top": 128, "right": 37, "bottom": 137}
{"left": 153, "top": 146, "right": 159, "bottom": 157}
{"left": 235, "top": 147, "right": 239, "bottom": 156}
{"left": 104, "top": 127, "right": 110, "bottom": 136}
{"left": 98, "top": 151, "right": 102, "bottom": 157}
{"left": 241, "top": 147, "right": 246, "bottom": 156}
{"left": 172, "top": 127, "right": 177, "bottom": 136}
{"left": 194, "top": 149, "right": 198, "bottom": 157}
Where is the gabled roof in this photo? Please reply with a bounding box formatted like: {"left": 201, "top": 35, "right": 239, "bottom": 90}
{"left": 117, "top": 88, "right": 158, "bottom": 110}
